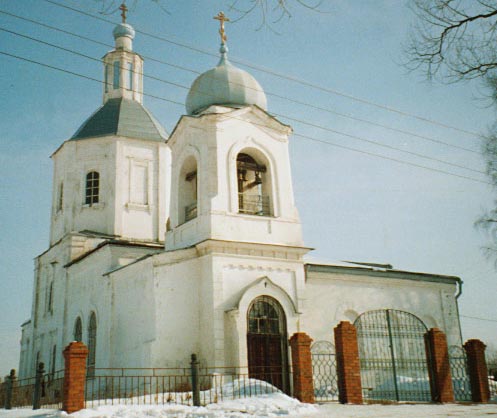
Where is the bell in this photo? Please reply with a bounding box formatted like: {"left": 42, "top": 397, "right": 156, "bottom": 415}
{"left": 254, "top": 172, "right": 262, "bottom": 185}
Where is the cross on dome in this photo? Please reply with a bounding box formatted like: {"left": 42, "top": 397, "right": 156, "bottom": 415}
{"left": 214, "top": 11, "right": 230, "bottom": 44}
{"left": 119, "top": 2, "right": 128, "bottom": 23}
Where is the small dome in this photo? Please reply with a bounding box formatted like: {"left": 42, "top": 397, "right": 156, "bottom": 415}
{"left": 186, "top": 46, "right": 267, "bottom": 115}
{"left": 113, "top": 23, "right": 135, "bottom": 40}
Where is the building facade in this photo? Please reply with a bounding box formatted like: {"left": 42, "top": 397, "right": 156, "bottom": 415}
{"left": 18, "top": 19, "right": 463, "bottom": 386}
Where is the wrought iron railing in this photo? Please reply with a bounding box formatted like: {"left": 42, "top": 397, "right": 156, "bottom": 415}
{"left": 311, "top": 352, "right": 338, "bottom": 402}
{"left": 238, "top": 194, "right": 270, "bottom": 216}
{"left": 185, "top": 202, "right": 197, "bottom": 222}
{"left": 0, "top": 369, "right": 64, "bottom": 410}
{"left": 84, "top": 366, "right": 287, "bottom": 407}
{"left": 449, "top": 346, "right": 472, "bottom": 401}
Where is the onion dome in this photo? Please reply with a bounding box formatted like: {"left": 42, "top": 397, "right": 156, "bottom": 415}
{"left": 186, "top": 44, "right": 268, "bottom": 115}
{"left": 113, "top": 23, "right": 135, "bottom": 40}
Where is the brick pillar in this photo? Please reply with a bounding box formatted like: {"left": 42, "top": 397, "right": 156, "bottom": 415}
{"left": 334, "top": 321, "right": 363, "bottom": 404}
{"left": 464, "top": 339, "right": 490, "bottom": 403}
{"left": 62, "top": 342, "right": 89, "bottom": 414}
{"left": 289, "top": 332, "right": 315, "bottom": 403}
{"left": 424, "top": 328, "right": 454, "bottom": 402}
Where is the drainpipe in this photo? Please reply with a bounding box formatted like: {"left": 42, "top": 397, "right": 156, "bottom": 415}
{"left": 455, "top": 279, "right": 464, "bottom": 345}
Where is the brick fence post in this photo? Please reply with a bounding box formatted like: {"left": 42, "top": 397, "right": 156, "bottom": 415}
{"left": 289, "top": 332, "right": 315, "bottom": 403}
{"left": 424, "top": 328, "right": 454, "bottom": 402}
{"left": 334, "top": 321, "right": 363, "bottom": 404}
{"left": 62, "top": 342, "right": 89, "bottom": 414}
{"left": 464, "top": 339, "right": 490, "bottom": 403}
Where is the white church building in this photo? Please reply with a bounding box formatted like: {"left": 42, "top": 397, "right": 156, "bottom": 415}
{"left": 18, "top": 15, "right": 463, "bottom": 390}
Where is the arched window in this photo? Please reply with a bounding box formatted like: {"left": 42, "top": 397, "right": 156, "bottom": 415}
{"left": 85, "top": 171, "right": 100, "bottom": 205}
{"left": 74, "top": 317, "right": 82, "bottom": 342}
{"left": 87, "top": 312, "right": 97, "bottom": 377}
{"left": 113, "top": 60, "right": 120, "bottom": 89}
{"left": 57, "top": 182, "right": 63, "bottom": 212}
{"left": 237, "top": 152, "right": 271, "bottom": 216}
{"left": 178, "top": 156, "right": 198, "bottom": 224}
{"left": 47, "top": 282, "right": 53, "bottom": 314}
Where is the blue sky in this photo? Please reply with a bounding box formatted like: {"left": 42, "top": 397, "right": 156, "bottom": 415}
{"left": 1, "top": 0, "right": 496, "bottom": 376}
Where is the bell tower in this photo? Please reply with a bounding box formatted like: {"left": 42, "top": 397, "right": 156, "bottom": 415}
{"left": 165, "top": 19, "right": 303, "bottom": 250}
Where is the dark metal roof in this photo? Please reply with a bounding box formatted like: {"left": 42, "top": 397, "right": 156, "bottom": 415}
{"left": 71, "top": 98, "right": 167, "bottom": 141}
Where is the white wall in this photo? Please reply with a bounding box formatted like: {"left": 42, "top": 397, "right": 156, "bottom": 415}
{"left": 303, "top": 268, "right": 462, "bottom": 347}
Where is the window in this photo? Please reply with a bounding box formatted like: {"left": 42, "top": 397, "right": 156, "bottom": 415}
{"left": 128, "top": 62, "right": 133, "bottom": 91}
{"left": 85, "top": 171, "right": 99, "bottom": 205}
{"left": 57, "top": 182, "right": 63, "bottom": 212}
{"left": 47, "top": 282, "right": 53, "bottom": 314}
{"left": 129, "top": 162, "right": 148, "bottom": 205}
{"left": 113, "top": 60, "right": 120, "bottom": 89}
{"left": 87, "top": 312, "right": 97, "bottom": 378}
{"left": 104, "top": 64, "right": 109, "bottom": 93}
{"left": 178, "top": 156, "right": 198, "bottom": 224}
{"left": 74, "top": 317, "right": 82, "bottom": 342}
{"left": 237, "top": 152, "right": 271, "bottom": 216}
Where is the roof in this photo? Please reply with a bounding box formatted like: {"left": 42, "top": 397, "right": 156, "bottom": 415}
{"left": 71, "top": 98, "right": 168, "bottom": 141}
{"left": 185, "top": 51, "right": 267, "bottom": 115}
{"left": 305, "top": 262, "right": 461, "bottom": 285}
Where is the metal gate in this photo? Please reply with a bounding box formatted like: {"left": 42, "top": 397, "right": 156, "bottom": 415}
{"left": 355, "top": 309, "right": 432, "bottom": 402}
{"left": 448, "top": 346, "right": 472, "bottom": 401}
{"left": 311, "top": 341, "right": 338, "bottom": 402}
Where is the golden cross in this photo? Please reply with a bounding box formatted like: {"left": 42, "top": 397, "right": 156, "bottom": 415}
{"left": 119, "top": 2, "right": 128, "bottom": 23}
{"left": 214, "top": 11, "right": 230, "bottom": 44}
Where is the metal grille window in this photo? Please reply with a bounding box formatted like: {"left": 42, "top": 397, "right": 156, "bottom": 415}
{"left": 87, "top": 312, "right": 97, "bottom": 378}
{"left": 85, "top": 171, "right": 100, "bottom": 205}
{"left": 248, "top": 298, "right": 281, "bottom": 334}
{"left": 74, "top": 317, "right": 82, "bottom": 342}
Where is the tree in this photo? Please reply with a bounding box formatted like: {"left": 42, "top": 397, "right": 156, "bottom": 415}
{"left": 92, "top": 0, "right": 325, "bottom": 28}
{"left": 406, "top": 0, "right": 497, "bottom": 82}
{"left": 406, "top": 1, "right": 497, "bottom": 260}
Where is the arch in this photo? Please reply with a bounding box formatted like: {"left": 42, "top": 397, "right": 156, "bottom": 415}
{"left": 85, "top": 171, "right": 100, "bottom": 205}
{"left": 246, "top": 295, "right": 289, "bottom": 392}
{"left": 73, "top": 317, "right": 83, "bottom": 342}
{"left": 87, "top": 312, "right": 97, "bottom": 377}
{"left": 354, "top": 309, "right": 431, "bottom": 402}
{"left": 311, "top": 340, "right": 335, "bottom": 355}
{"left": 177, "top": 155, "right": 198, "bottom": 224}
{"left": 227, "top": 139, "right": 279, "bottom": 216}
{"left": 236, "top": 149, "right": 272, "bottom": 216}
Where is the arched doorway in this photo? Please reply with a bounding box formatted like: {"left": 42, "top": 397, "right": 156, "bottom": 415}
{"left": 247, "top": 296, "right": 289, "bottom": 392}
{"left": 354, "top": 309, "right": 431, "bottom": 402}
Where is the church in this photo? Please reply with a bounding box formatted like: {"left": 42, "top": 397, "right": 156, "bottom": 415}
{"left": 18, "top": 11, "right": 463, "bottom": 393}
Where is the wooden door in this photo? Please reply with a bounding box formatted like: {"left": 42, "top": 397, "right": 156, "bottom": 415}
{"left": 247, "top": 296, "right": 288, "bottom": 392}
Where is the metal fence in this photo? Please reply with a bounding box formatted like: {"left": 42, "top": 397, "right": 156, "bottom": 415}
{"left": 85, "top": 366, "right": 286, "bottom": 407}
{"left": 311, "top": 341, "right": 338, "bottom": 402}
{"left": 449, "top": 346, "right": 472, "bottom": 402}
{"left": 0, "top": 368, "right": 64, "bottom": 410}
{"left": 356, "top": 309, "right": 432, "bottom": 402}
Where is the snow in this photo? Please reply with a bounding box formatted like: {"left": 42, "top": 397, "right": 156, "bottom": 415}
{"left": 2, "top": 379, "right": 497, "bottom": 417}
{"left": 2, "top": 396, "right": 497, "bottom": 417}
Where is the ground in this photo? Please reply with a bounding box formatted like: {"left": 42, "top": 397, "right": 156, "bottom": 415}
{"left": 2, "top": 395, "right": 497, "bottom": 418}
